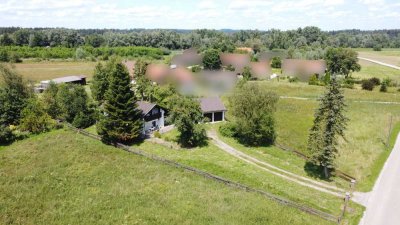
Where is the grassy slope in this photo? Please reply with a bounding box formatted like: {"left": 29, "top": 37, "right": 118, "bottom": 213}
{"left": 353, "top": 60, "right": 400, "bottom": 83}
{"left": 356, "top": 48, "right": 400, "bottom": 66}
{"left": 0, "top": 129, "right": 334, "bottom": 225}
{"left": 224, "top": 81, "right": 399, "bottom": 192}
{"left": 154, "top": 128, "right": 363, "bottom": 224}
{"left": 12, "top": 61, "right": 97, "bottom": 82}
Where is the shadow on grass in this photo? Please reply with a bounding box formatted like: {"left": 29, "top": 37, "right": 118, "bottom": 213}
{"left": 304, "top": 162, "right": 333, "bottom": 182}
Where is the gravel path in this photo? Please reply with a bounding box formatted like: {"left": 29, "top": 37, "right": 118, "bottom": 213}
{"left": 207, "top": 130, "right": 348, "bottom": 198}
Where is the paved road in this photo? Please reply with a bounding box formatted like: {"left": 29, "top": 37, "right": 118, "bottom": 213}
{"left": 359, "top": 133, "right": 400, "bottom": 225}
{"left": 358, "top": 57, "right": 400, "bottom": 70}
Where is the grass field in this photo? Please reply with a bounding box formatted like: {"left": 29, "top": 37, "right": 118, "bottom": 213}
{"left": 12, "top": 61, "right": 97, "bottom": 82}
{"left": 353, "top": 60, "right": 400, "bottom": 84}
{"left": 356, "top": 48, "right": 400, "bottom": 66}
{"left": 222, "top": 81, "right": 399, "bottom": 192}
{"left": 0, "top": 129, "right": 337, "bottom": 225}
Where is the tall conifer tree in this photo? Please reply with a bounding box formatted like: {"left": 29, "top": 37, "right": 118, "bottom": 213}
{"left": 307, "top": 77, "right": 348, "bottom": 178}
{"left": 97, "top": 63, "right": 143, "bottom": 143}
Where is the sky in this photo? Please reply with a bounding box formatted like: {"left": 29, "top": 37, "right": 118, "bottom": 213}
{"left": 0, "top": 0, "right": 399, "bottom": 31}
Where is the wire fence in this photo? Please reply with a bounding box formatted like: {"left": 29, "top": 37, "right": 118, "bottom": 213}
{"left": 274, "top": 142, "right": 356, "bottom": 182}
{"left": 65, "top": 123, "right": 344, "bottom": 223}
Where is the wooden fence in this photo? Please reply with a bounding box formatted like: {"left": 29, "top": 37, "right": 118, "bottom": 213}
{"left": 65, "top": 124, "right": 345, "bottom": 223}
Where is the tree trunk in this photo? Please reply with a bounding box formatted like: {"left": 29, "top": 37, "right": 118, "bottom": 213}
{"left": 324, "top": 166, "right": 329, "bottom": 179}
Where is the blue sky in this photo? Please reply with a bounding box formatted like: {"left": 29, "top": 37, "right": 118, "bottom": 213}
{"left": 0, "top": 0, "right": 399, "bottom": 30}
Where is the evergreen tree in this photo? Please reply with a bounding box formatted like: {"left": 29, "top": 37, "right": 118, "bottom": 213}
{"left": 0, "top": 64, "right": 31, "bottom": 125}
{"left": 91, "top": 62, "right": 109, "bottom": 103}
{"left": 307, "top": 77, "right": 348, "bottom": 178}
{"left": 97, "top": 63, "right": 143, "bottom": 143}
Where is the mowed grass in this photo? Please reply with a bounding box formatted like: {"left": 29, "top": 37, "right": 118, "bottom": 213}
{"left": 12, "top": 61, "right": 97, "bottom": 82}
{"left": 0, "top": 129, "right": 334, "bottom": 225}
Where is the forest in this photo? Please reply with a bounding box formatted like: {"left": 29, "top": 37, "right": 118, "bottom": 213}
{"left": 1, "top": 27, "right": 400, "bottom": 51}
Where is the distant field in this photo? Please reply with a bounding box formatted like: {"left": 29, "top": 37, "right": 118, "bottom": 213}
{"left": 0, "top": 129, "right": 334, "bottom": 225}
{"left": 12, "top": 61, "right": 97, "bottom": 82}
{"left": 354, "top": 48, "right": 400, "bottom": 83}
{"left": 354, "top": 60, "right": 400, "bottom": 83}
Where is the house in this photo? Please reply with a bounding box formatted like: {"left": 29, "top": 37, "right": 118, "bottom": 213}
{"left": 220, "top": 53, "right": 251, "bottom": 75}
{"left": 36, "top": 75, "right": 87, "bottom": 92}
{"left": 250, "top": 61, "right": 272, "bottom": 80}
{"left": 199, "top": 97, "right": 226, "bottom": 123}
{"left": 282, "top": 59, "right": 327, "bottom": 81}
{"left": 145, "top": 64, "right": 170, "bottom": 84}
{"left": 137, "top": 101, "right": 166, "bottom": 135}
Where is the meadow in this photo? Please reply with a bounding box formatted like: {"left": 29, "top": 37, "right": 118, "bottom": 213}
{"left": 356, "top": 48, "right": 400, "bottom": 66}
{"left": 13, "top": 60, "right": 97, "bottom": 82}
{"left": 0, "top": 129, "right": 335, "bottom": 225}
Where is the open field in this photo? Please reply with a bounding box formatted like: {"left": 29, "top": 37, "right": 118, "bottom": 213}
{"left": 356, "top": 48, "right": 400, "bottom": 66}
{"left": 11, "top": 61, "right": 97, "bottom": 82}
{"left": 0, "top": 129, "right": 335, "bottom": 225}
{"left": 221, "top": 81, "right": 399, "bottom": 192}
{"left": 353, "top": 59, "right": 400, "bottom": 83}
{"left": 142, "top": 130, "right": 363, "bottom": 224}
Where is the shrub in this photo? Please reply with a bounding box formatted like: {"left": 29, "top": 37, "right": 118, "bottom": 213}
{"left": 341, "top": 77, "right": 355, "bottom": 89}
{"left": 72, "top": 111, "right": 95, "bottom": 129}
{"left": 308, "top": 74, "right": 321, "bottom": 86}
{"left": 271, "top": 57, "right": 282, "bottom": 68}
{"left": 191, "top": 65, "right": 201, "bottom": 73}
{"left": 380, "top": 83, "right": 387, "bottom": 92}
{"left": 382, "top": 78, "right": 395, "bottom": 87}
{"left": 361, "top": 79, "right": 375, "bottom": 91}
{"left": 19, "top": 98, "right": 54, "bottom": 134}
{"left": 219, "top": 123, "right": 237, "bottom": 138}
{"left": 289, "top": 77, "right": 299, "bottom": 83}
{"left": 0, "top": 49, "right": 8, "bottom": 62}
{"left": 9, "top": 52, "right": 22, "bottom": 63}
{"left": 0, "top": 125, "right": 14, "bottom": 144}
{"left": 369, "top": 77, "right": 381, "bottom": 86}
{"left": 373, "top": 45, "right": 382, "bottom": 51}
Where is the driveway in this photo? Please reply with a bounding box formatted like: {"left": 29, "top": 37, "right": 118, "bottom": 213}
{"left": 359, "top": 133, "right": 400, "bottom": 225}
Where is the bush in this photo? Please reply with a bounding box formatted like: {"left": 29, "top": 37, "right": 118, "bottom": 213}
{"left": 361, "top": 79, "right": 375, "bottom": 91}
{"left": 308, "top": 74, "right": 321, "bottom": 86}
{"left": 271, "top": 57, "right": 282, "bottom": 68}
{"left": 9, "top": 52, "right": 22, "bottom": 63}
{"left": 191, "top": 65, "right": 201, "bottom": 73}
{"left": 373, "top": 45, "right": 382, "bottom": 51}
{"left": 380, "top": 83, "right": 387, "bottom": 92}
{"left": 72, "top": 111, "right": 95, "bottom": 129}
{"left": 219, "top": 123, "right": 237, "bottom": 137}
{"left": 382, "top": 78, "right": 395, "bottom": 87}
{"left": 289, "top": 77, "right": 299, "bottom": 83}
{"left": 19, "top": 98, "right": 54, "bottom": 134}
{"left": 341, "top": 77, "right": 355, "bottom": 89}
{"left": 369, "top": 77, "right": 381, "bottom": 86}
{"left": 0, "top": 125, "right": 15, "bottom": 144}
{"left": 0, "top": 49, "right": 8, "bottom": 62}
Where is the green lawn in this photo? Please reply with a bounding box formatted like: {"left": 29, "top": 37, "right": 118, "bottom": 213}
{"left": 0, "top": 129, "right": 335, "bottom": 225}
{"left": 150, "top": 128, "right": 363, "bottom": 224}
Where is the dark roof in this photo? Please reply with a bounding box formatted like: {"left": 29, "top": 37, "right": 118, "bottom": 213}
{"left": 199, "top": 97, "right": 226, "bottom": 113}
{"left": 137, "top": 101, "right": 157, "bottom": 115}
{"left": 42, "top": 75, "right": 86, "bottom": 84}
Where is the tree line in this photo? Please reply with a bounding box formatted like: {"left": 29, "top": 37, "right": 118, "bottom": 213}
{"left": 1, "top": 27, "right": 400, "bottom": 50}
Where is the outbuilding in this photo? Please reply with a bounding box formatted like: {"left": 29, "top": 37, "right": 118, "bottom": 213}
{"left": 199, "top": 97, "right": 226, "bottom": 123}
